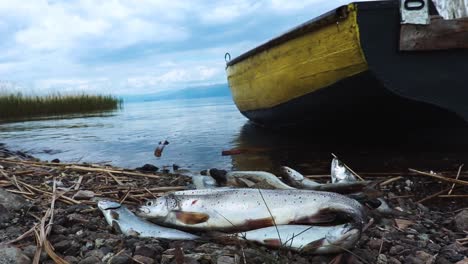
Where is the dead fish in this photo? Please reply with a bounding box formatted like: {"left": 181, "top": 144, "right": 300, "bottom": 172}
{"left": 98, "top": 200, "right": 199, "bottom": 240}
{"left": 331, "top": 158, "right": 357, "bottom": 183}
{"left": 280, "top": 166, "right": 321, "bottom": 188}
{"left": 137, "top": 188, "right": 366, "bottom": 232}
{"left": 190, "top": 175, "right": 218, "bottom": 189}
{"left": 175, "top": 169, "right": 218, "bottom": 189}
{"left": 224, "top": 171, "right": 295, "bottom": 189}
{"left": 237, "top": 223, "right": 360, "bottom": 254}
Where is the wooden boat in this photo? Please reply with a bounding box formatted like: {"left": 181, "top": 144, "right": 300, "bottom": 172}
{"left": 226, "top": 0, "right": 468, "bottom": 128}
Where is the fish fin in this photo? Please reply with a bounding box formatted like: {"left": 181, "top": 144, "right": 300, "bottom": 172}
{"left": 110, "top": 211, "right": 120, "bottom": 220}
{"left": 236, "top": 178, "right": 256, "bottom": 187}
{"left": 174, "top": 211, "right": 210, "bottom": 225}
{"left": 111, "top": 221, "right": 122, "bottom": 234}
{"left": 263, "top": 238, "right": 282, "bottom": 248}
{"left": 244, "top": 217, "right": 275, "bottom": 229}
{"left": 300, "top": 238, "right": 326, "bottom": 253}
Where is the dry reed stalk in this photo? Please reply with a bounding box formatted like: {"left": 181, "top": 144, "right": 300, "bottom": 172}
{"left": 66, "top": 165, "right": 161, "bottom": 179}
{"left": 409, "top": 168, "right": 468, "bottom": 186}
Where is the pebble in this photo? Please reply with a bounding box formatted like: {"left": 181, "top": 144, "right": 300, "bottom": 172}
{"left": 0, "top": 187, "right": 28, "bottom": 211}
{"left": 414, "top": 251, "right": 433, "bottom": 262}
{"left": 64, "top": 256, "right": 79, "bottom": 264}
{"left": 109, "top": 255, "right": 132, "bottom": 264}
{"left": 133, "top": 255, "right": 155, "bottom": 264}
{"left": 78, "top": 256, "right": 102, "bottom": 264}
{"left": 134, "top": 245, "right": 158, "bottom": 259}
{"left": 368, "top": 238, "right": 383, "bottom": 250}
{"left": 454, "top": 209, "right": 468, "bottom": 232}
{"left": 387, "top": 257, "right": 401, "bottom": 264}
{"left": 0, "top": 245, "right": 31, "bottom": 264}
{"left": 377, "top": 254, "right": 387, "bottom": 264}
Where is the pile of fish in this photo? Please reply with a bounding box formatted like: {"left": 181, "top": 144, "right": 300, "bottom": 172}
{"left": 98, "top": 157, "right": 378, "bottom": 254}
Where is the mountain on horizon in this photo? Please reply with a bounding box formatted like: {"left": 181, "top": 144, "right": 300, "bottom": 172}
{"left": 123, "top": 83, "right": 231, "bottom": 102}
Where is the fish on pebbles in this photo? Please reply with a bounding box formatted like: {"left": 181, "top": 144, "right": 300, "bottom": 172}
{"left": 98, "top": 200, "right": 199, "bottom": 240}
{"left": 236, "top": 223, "right": 361, "bottom": 254}
{"left": 137, "top": 188, "right": 366, "bottom": 232}
{"left": 331, "top": 158, "right": 358, "bottom": 183}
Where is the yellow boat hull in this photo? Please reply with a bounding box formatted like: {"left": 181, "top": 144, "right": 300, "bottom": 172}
{"left": 227, "top": 4, "right": 367, "bottom": 112}
{"left": 226, "top": 1, "right": 468, "bottom": 127}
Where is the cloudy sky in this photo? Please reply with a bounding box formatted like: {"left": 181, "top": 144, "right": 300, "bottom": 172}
{"left": 0, "top": 0, "right": 354, "bottom": 95}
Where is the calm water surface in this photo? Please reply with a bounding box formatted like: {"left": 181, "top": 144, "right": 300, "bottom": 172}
{"left": 2, "top": 97, "right": 468, "bottom": 174}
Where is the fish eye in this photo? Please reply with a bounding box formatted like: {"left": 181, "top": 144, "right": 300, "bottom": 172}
{"left": 146, "top": 201, "right": 154, "bottom": 206}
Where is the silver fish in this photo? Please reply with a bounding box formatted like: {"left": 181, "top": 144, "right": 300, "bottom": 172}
{"left": 225, "top": 171, "right": 294, "bottom": 189}
{"left": 137, "top": 188, "right": 366, "bottom": 232}
{"left": 98, "top": 200, "right": 199, "bottom": 240}
{"left": 331, "top": 158, "right": 357, "bottom": 183}
{"left": 236, "top": 223, "right": 360, "bottom": 254}
{"left": 280, "top": 166, "right": 321, "bottom": 189}
{"left": 190, "top": 175, "right": 218, "bottom": 189}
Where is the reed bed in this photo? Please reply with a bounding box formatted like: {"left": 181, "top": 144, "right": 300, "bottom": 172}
{"left": 0, "top": 93, "right": 122, "bottom": 119}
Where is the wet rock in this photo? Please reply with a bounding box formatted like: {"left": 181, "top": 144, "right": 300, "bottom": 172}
{"left": 78, "top": 256, "right": 102, "bottom": 264}
{"left": 185, "top": 253, "right": 209, "bottom": 263}
{"left": 63, "top": 240, "right": 81, "bottom": 256}
{"left": 217, "top": 255, "right": 236, "bottom": 264}
{"left": 389, "top": 245, "right": 405, "bottom": 256}
{"left": 84, "top": 249, "right": 105, "bottom": 260}
{"left": 134, "top": 245, "right": 157, "bottom": 259}
{"left": 387, "top": 257, "right": 401, "bottom": 264}
{"left": 54, "top": 240, "right": 72, "bottom": 253}
{"left": 72, "top": 190, "right": 95, "bottom": 200}
{"left": 136, "top": 164, "right": 158, "bottom": 172}
{"left": 0, "top": 246, "right": 31, "bottom": 264}
{"left": 427, "top": 242, "right": 441, "bottom": 253}
{"left": 109, "top": 255, "right": 132, "bottom": 264}
{"left": 377, "top": 254, "right": 387, "bottom": 264}
{"left": 440, "top": 243, "right": 468, "bottom": 262}
{"left": 368, "top": 238, "right": 383, "bottom": 250}
{"left": 64, "top": 256, "right": 79, "bottom": 264}
{"left": 0, "top": 204, "right": 10, "bottom": 223}
{"left": 454, "top": 209, "right": 468, "bottom": 232}
{"left": 414, "top": 251, "right": 433, "bottom": 262}
{"left": 134, "top": 255, "right": 155, "bottom": 264}
{"left": 0, "top": 187, "right": 28, "bottom": 211}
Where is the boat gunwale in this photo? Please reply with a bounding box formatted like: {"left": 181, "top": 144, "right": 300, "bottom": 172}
{"left": 225, "top": 1, "right": 397, "bottom": 67}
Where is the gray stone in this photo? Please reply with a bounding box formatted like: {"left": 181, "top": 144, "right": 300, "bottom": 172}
{"left": 109, "top": 255, "right": 131, "bottom": 264}
{"left": 0, "top": 246, "right": 31, "bottom": 264}
{"left": 377, "top": 254, "right": 387, "bottom": 264}
{"left": 454, "top": 209, "right": 468, "bottom": 232}
{"left": 78, "top": 256, "right": 102, "bottom": 264}
{"left": 133, "top": 255, "right": 155, "bottom": 264}
{"left": 0, "top": 188, "right": 28, "bottom": 211}
{"left": 84, "top": 249, "right": 105, "bottom": 260}
{"left": 134, "top": 245, "right": 157, "bottom": 259}
{"left": 218, "top": 255, "right": 236, "bottom": 264}
{"left": 368, "top": 238, "right": 383, "bottom": 250}
{"left": 415, "top": 251, "right": 433, "bottom": 262}
{"left": 388, "top": 257, "right": 401, "bottom": 264}
{"left": 63, "top": 256, "right": 79, "bottom": 264}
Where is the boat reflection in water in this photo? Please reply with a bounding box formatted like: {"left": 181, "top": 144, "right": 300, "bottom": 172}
{"left": 230, "top": 119, "right": 468, "bottom": 175}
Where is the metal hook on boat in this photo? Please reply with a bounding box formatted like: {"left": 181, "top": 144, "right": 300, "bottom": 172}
{"left": 225, "top": 52, "right": 231, "bottom": 63}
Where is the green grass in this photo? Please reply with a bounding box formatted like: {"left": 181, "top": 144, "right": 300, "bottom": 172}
{"left": 0, "top": 93, "right": 123, "bottom": 120}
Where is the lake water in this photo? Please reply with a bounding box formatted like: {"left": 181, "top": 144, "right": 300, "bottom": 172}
{"left": 1, "top": 96, "right": 468, "bottom": 174}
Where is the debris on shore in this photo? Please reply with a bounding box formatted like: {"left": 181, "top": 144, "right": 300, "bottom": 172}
{"left": 0, "top": 145, "right": 467, "bottom": 263}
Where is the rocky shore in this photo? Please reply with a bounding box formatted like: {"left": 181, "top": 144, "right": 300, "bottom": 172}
{"left": 0, "top": 144, "right": 467, "bottom": 264}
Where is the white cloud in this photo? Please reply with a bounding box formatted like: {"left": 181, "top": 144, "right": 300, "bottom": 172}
{"left": 0, "top": 0, "right": 355, "bottom": 95}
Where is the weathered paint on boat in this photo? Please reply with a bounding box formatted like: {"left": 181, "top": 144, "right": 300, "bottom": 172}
{"left": 227, "top": 4, "right": 367, "bottom": 113}
{"left": 226, "top": 1, "right": 468, "bottom": 127}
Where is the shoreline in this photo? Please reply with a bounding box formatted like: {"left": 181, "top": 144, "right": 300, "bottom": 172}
{"left": 0, "top": 145, "right": 467, "bottom": 263}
